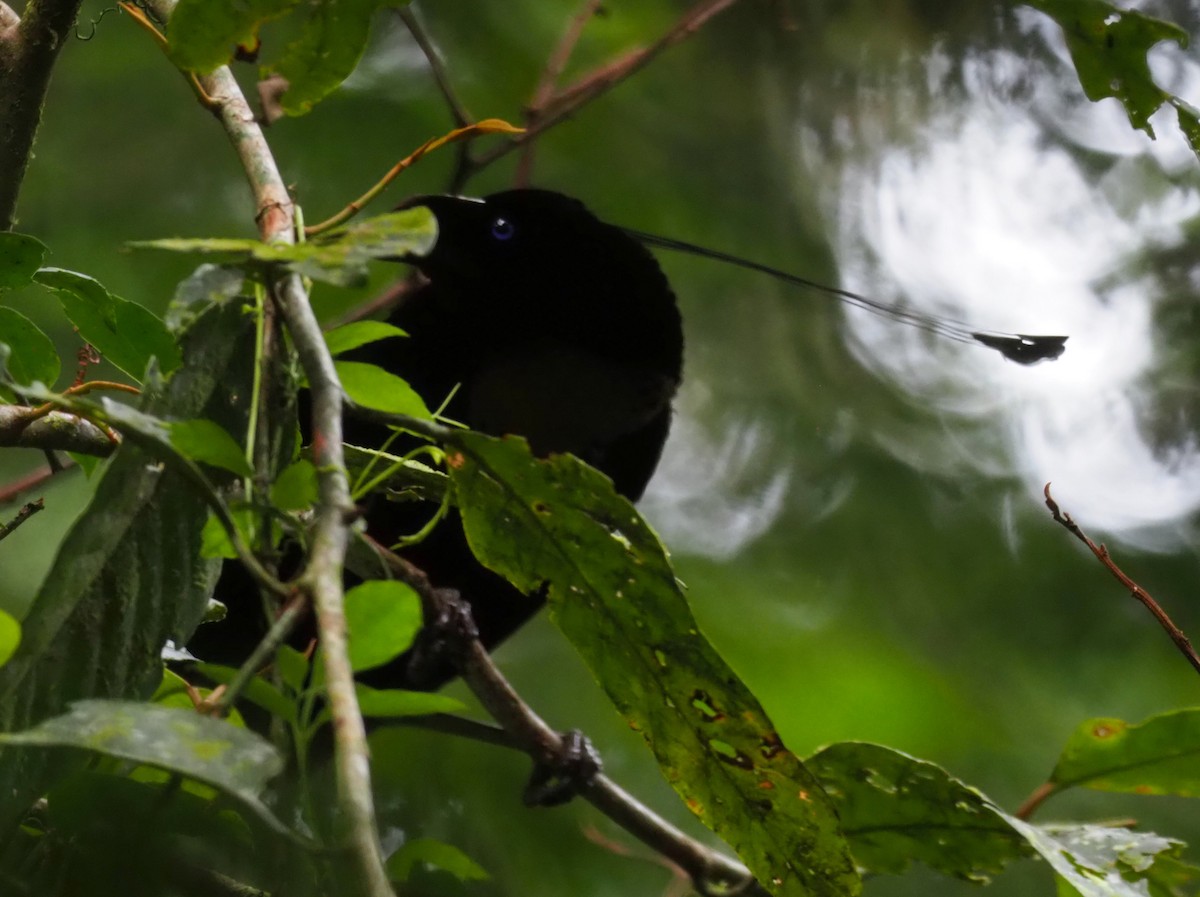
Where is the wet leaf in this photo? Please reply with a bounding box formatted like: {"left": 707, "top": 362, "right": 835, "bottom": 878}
{"left": 1050, "top": 709, "right": 1200, "bottom": 797}
{"left": 447, "top": 432, "right": 858, "bottom": 897}
{"left": 807, "top": 743, "right": 1028, "bottom": 881}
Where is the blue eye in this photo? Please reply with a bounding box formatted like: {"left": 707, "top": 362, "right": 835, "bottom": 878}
{"left": 490, "top": 217, "right": 515, "bottom": 241}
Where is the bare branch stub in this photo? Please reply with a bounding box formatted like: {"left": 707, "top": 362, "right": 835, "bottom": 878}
{"left": 0, "top": 498, "right": 44, "bottom": 543}
{"left": 1044, "top": 483, "right": 1200, "bottom": 678}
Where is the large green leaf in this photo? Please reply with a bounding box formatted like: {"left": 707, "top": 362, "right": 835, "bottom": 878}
{"left": 35, "top": 268, "right": 181, "bottom": 380}
{"left": 447, "top": 432, "right": 858, "bottom": 897}
{"left": 0, "top": 302, "right": 254, "bottom": 827}
{"left": 807, "top": 742, "right": 1028, "bottom": 881}
{"left": 1050, "top": 708, "right": 1200, "bottom": 797}
{"left": 0, "top": 700, "right": 281, "bottom": 806}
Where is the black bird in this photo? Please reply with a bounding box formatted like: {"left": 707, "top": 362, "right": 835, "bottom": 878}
{"left": 344, "top": 188, "right": 684, "bottom": 687}
{"left": 189, "top": 189, "right": 684, "bottom": 689}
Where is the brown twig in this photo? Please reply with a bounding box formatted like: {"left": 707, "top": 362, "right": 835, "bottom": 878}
{"left": 516, "top": 0, "right": 606, "bottom": 186}
{"left": 1013, "top": 780, "right": 1057, "bottom": 821}
{"left": 467, "top": 0, "right": 743, "bottom": 179}
{"left": 357, "top": 536, "right": 762, "bottom": 897}
{"left": 0, "top": 498, "right": 44, "bottom": 543}
{"left": 1044, "top": 483, "right": 1200, "bottom": 677}
{"left": 0, "top": 460, "right": 75, "bottom": 505}
{"left": 398, "top": 7, "right": 472, "bottom": 128}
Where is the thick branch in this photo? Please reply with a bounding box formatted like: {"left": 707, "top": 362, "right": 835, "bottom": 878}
{"left": 0, "top": 406, "right": 116, "bottom": 455}
{"left": 0, "top": 0, "right": 86, "bottom": 229}
{"left": 356, "top": 538, "right": 761, "bottom": 897}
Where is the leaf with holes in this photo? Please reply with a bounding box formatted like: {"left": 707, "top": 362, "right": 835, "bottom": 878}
{"left": 806, "top": 743, "right": 1028, "bottom": 882}
{"left": 447, "top": 432, "right": 858, "bottom": 897}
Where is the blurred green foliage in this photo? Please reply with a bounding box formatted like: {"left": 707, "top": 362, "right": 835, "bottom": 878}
{"left": 5, "top": 0, "right": 1200, "bottom": 895}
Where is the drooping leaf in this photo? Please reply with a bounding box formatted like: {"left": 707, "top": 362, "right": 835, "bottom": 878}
{"left": 1050, "top": 709, "right": 1200, "bottom": 798}
{"left": 0, "top": 701, "right": 283, "bottom": 831}
{"left": 324, "top": 320, "right": 407, "bottom": 357}
{"left": 0, "top": 232, "right": 46, "bottom": 290}
{"left": 167, "top": 0, "right": 300, "bottom": 72}
{"left": 446, "top": 432, "right": 859, "bottom": 897}
{"left": 131, "top": 207, "right": 437, "bottom": 288}
{"left": 169, "top": 418, "right": 254, "bottom": 478}
{"left": 274, "top": 0, "right": 410, "bottom": 115}
{"left": 0, "top": 302, "right": 254, "bottom": 828}
{"left": 1026, "top": 0, "right": 1188, "bottom": 137}
{"left": 0, "top": 307, "right": 60, "bottom": 387}
{"left": 35, "top": 268, "right": 182, "bottom": 380}
{"left": 387, "top": 837, "right": 490, "bottom": 883}
{"left": 806, "top": 743, "right": 1028, "bottom": 881}
{"left": 336, "top": 361, "right": 432, "bottom": 418}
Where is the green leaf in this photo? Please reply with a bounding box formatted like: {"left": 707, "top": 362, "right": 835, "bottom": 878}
{"left": 324, "top": 320, "right": 408, "bottom": 357}
{"left": 0, "top": 610, "right": 20, "bottom": 668}
{"left": 131, "top": 207, "right": 438, "bottom": 288}
{"left": 275, "top": 645, "right": 310, "bottom": 693}
{"left": 351, "top": 683, "right": 464, "bottom": 719}
{"left": 387, "top": 837, "right": 489, "bottom": 884}
{"left": 35, "top": 267, "right": 182, "bottom": 380}
{"left": 0, "top": 700, "right": 282, "bottom": 813}
{"left": 270, "top": 458, "right": 319, "bottom": 510}
{"left": 806, "top": 743, "right": 1028, "bottom": 881}
{"left": 169, "top": 418, "right": 254, "bottom": 478}
{"left": 343, "top": 579, "right": 422, "bottom": 673}
{"left": 167, "top": 0, "right": 300, "bottom": 72}
{"left": 336, "top": 361, "right": 432, "bottom": 418}
{"left": 0, "top": 307, "right": 60, "bottom": 387}
{"left": 1026, "top": 0, "right": 1188, "bottom": 137}
{"left": 0, "top": 232, "right": 46, "bottom": 289}
{"left": 275, "top": 0, "right": 409, "bottom": 115}
{"left": 1003, "top": 815, "right": 1182, "bottom": 897}
{"left": 199, "top": 505, "right": 258, "bottom": 560}
{"left": 0, "top": 302, "right": 254, "bottom": 828}
{"left": 1050, "top": 709, "right": 1200, "bottom": 797}
{"left": 446, "top": 433, "right": 859, "bottom": 897}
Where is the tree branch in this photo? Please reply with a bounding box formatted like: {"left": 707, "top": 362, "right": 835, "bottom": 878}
{"left": 142, "top": 2, "right": 389, "bottom": 893}
{"left": 355, "top": 537, "right": 762, "bottom": 897}
{"left": 0, "top": 406, "right": 116, "bottom": 456}
{"left": 0, "top": 0, "right": 87, "bottom": 229}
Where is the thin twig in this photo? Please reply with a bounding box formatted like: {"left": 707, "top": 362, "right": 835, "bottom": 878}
{"left": 211, "top": 595, "right": 307, "bottom": 718}
{"left": 0, "top": 459, "right": 75, "bottom": 505}
{"left": 1013, "top": 780, "right": 1057, "bottom": 821}
{"left": 517, "top": 0, "right": 606, "bottom": 185}
{"left": 1044, "top": 483, "right": 1200, "bottom": 677}
{"left": 468, "top": 0, "right": 743, "bottom": 178}
{"left": 398, "top": 7, "right": 471, "bottom": 128}
{"left": 0, "top": 498, "right": 43, "bottom": 542}
{"left": 361, "top": 537, "right": 761, "bottom": 897}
